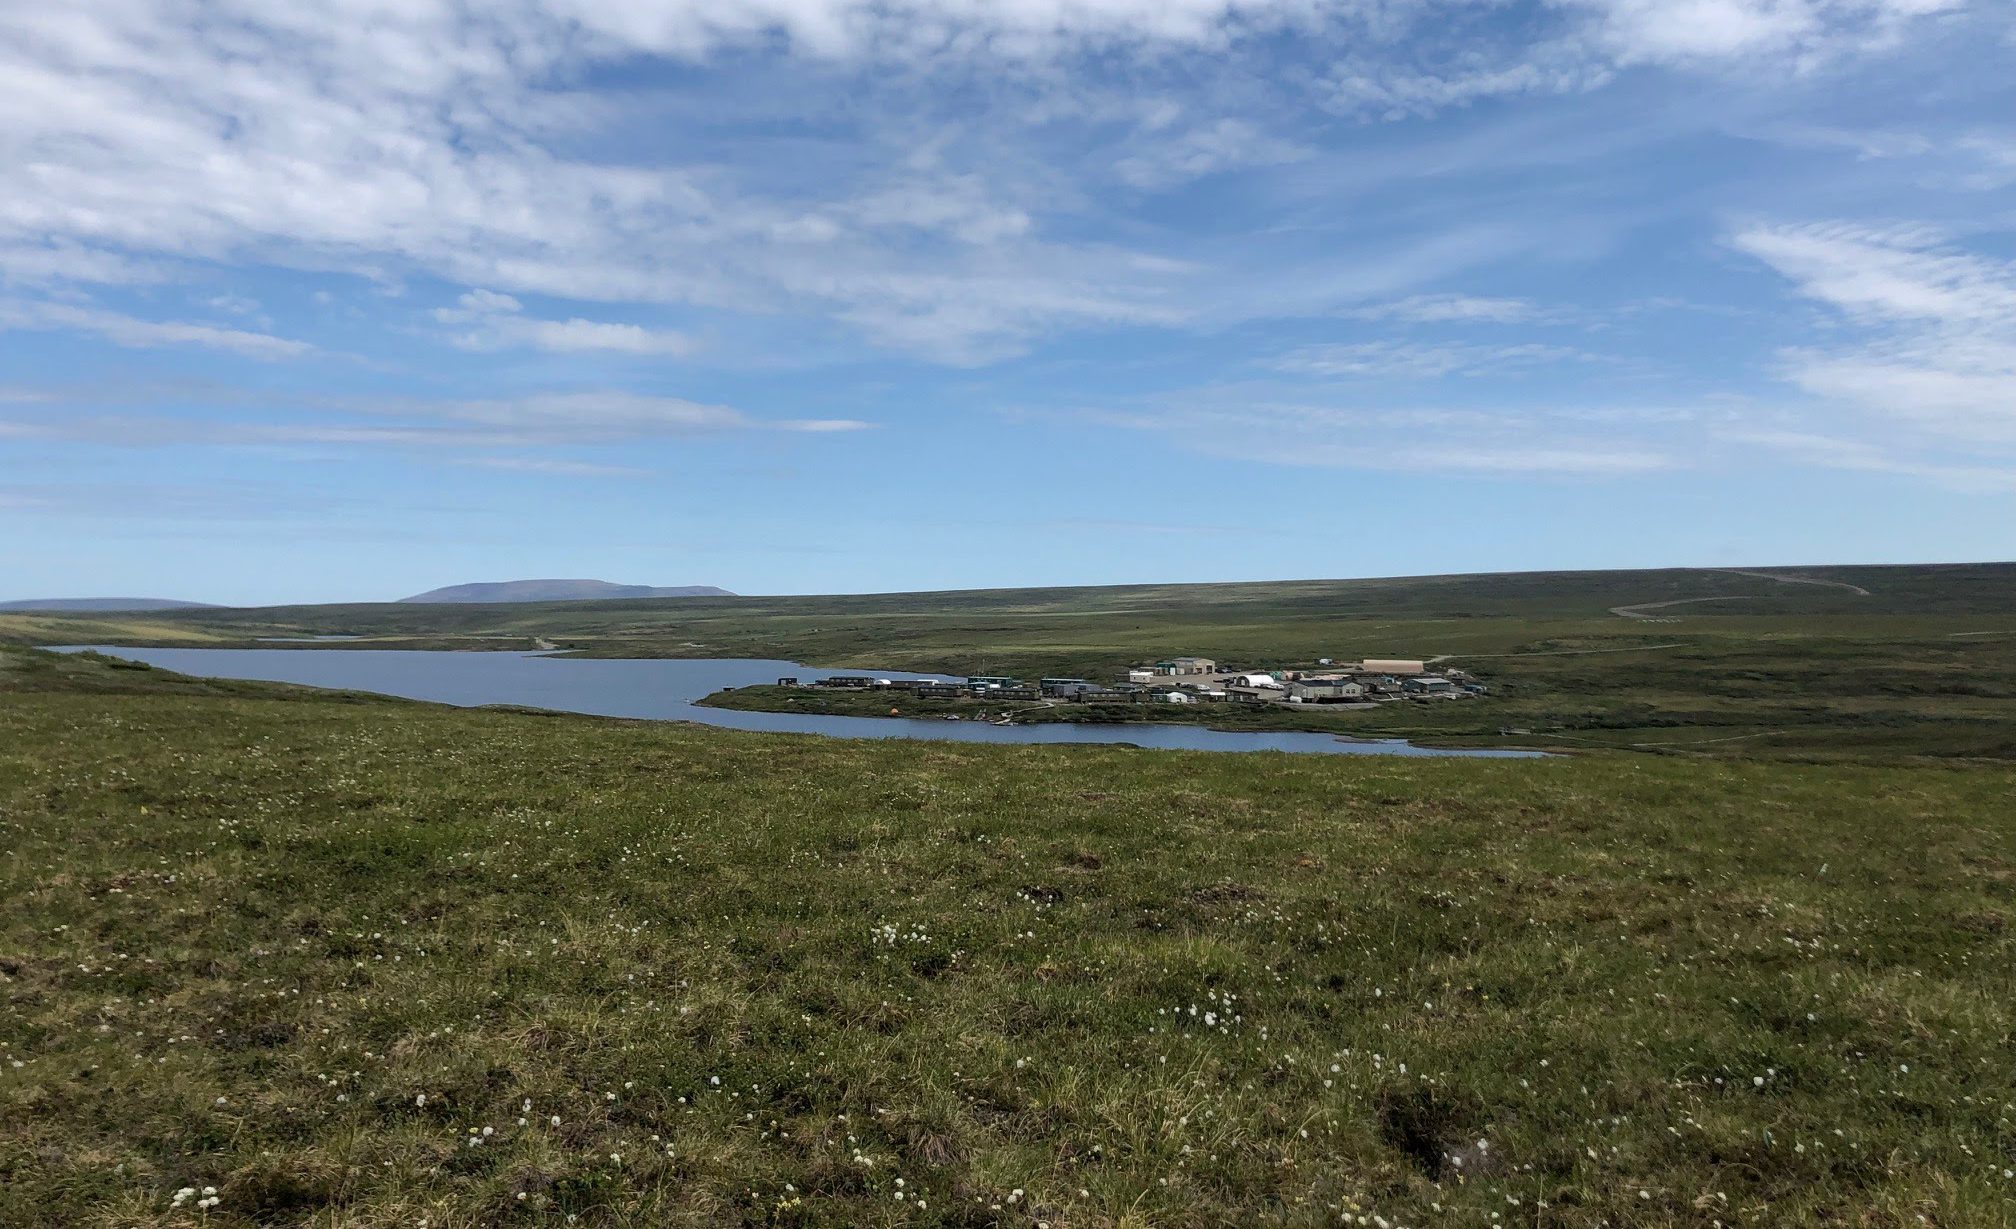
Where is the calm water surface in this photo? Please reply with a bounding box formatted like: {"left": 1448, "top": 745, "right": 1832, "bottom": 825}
{"left": 58, "top": 646, "right": 1546, "bottom": 758}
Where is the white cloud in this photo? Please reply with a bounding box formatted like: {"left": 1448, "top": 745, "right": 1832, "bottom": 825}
{"left": 0, "top": 388, "right": 873, "bottom": 455}
{"left": 1327, "top": 46, "right": 1613, "bottom": 119}
{"left": 1270, "top": 340, "right": 1585, "bottom": 378}
{"left": 1072, "top": 394, "right": 1682, "bottom": 476}
{"left": 0, "top": 299, "right": 312, "bottom": 358}
{"left": 1730, "top": 221, "right": 2016, "bottom": 450}
{"left": 0, "top": 2, "right": 1232, "bottom": 362}
{"left": 437, "top": 289, "right": 523, "bottom": 318}
{"left": 505, "top": 319, "right": 694, "bottom": 356}
{"left": 1571, "top": 0, "right": 1962, "bottom": 65}
{"left": 452, "top": 456, "right": 650, "bottom": 478}
{"left": 0, "top": 0, "right": 1968, "bottom": 366}
{"left": 408, "top": 390, "right": 868, "bottom": 437}
{"left": 433, "top": 289, "right": 695, "bottom": 356}
{"left": 0, "top": 241, "right": 167, "bottom": 286}
{"left": 0, "top": 480, "right": 349, "bottom": 521}
{"left": 1723, "top": 426, "right": 2016, "bottom": 490}
{"left": 1112, "top": 119, "right": 1311, "bottom": 189}
{"left": 1730, "top": 222, "right": 2016, "bottom": 326}
{"left": 1342, "top": 294, "right": 1546, "bottom": 324}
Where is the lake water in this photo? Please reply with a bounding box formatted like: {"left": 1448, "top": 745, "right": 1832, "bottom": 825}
{"left": 56, "top": 647, "right": 1547, "bottom": 758}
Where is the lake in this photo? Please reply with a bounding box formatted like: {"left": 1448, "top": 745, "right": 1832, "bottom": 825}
{"left": 56, "top": 647, "right": 1548, "bottom": 758}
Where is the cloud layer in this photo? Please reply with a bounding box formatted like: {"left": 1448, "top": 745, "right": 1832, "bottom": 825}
{"left": 0, "top": 0, "right": 1975, "bottom": 362}
{"left": 0, "top": 0, "right": 2005, "bottom": 518}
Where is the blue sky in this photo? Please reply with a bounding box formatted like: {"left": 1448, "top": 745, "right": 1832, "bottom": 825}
{"left": 2, "top": 0, "right": 2012, "bottom": 603}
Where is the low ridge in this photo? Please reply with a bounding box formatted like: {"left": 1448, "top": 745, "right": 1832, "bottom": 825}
{"left": 0, "top": 597, "right": 217, "bottom": 612}
{"left": 398, "top": 579, "right": 735, "bottom": 604}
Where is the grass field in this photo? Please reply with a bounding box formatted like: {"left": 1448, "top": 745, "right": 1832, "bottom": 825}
{"left": 13, "top": 564, "right": 2016, "bottom": 760}
{"left": 4, "top": 646, "right": 2014, "bottom": 1226}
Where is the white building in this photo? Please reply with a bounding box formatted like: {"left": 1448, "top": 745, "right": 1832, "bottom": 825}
{"left": 1290, "top": 678, "right": 1365, "bottom": 702}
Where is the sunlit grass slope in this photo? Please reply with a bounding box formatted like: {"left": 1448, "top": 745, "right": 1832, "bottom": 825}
{"left": 3, "top": 648, "right": 2013, "bottom": 1226}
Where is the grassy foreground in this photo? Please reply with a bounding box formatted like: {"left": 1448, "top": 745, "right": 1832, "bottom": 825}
{"left": 3, "top": 648, "right": 2015, "bottom": 1227}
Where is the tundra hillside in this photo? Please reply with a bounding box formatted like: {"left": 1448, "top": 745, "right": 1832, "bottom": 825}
{"left": 9, "top": 564, "right": 2015, "bottom": 760}
{"left": 3, "top": 646, "right": 2013, "bottom": 1226}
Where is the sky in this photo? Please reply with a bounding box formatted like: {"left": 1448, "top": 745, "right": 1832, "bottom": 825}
{"left": 2, "top": 0, "right": 2013, "bottom": 604}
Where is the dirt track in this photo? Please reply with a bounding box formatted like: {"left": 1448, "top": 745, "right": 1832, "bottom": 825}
{"left": 1611, "top": 571, "right": 1873, "bottom": 620}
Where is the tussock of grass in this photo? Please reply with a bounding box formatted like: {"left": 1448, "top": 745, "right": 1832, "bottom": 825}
{"left": 2, "top": 652, "right": 2014, "bottom": 1225}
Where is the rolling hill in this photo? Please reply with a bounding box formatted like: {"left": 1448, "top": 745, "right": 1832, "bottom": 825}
{"left": 0, "top": 597, "right": 215, "bottom": 612}
{"left": 398, "top": 579, "right": 735, "bottom": 603}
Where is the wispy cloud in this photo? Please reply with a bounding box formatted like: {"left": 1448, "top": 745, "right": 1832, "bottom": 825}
{"left": 1269, "top": 340, "right": 1589, "bottom": 378}
{"left": 1112, "top": 119, "right": 1311, "bottom": 190}
{"left": 0, "top": 299, "right": 312, "bottom": 359}
{"left": 1069, "top": 394, "right": 1685, "bottom": 477}
{"left": 1341, "top": 294, "right": 1548, "bottom": 325}
{"left": 1722, "top": 427, "right": 2016, "bottom": 491}
{"left": 433, "top": 290, "right": 695, "bottom": 356}
{"left": 1730, "top": 221, "right": 2016, "bottom": 448}
{"left": 0, "top": 0, "right": 1972, "bottom": 367}
{"left": 395, "top": 391, "right": 871, "bottom": 439}
{"left": 1573, "top": 0, "right": 1964, "bottom": 66}
{"left": 0, "top": 388, "right": 873, "bottom": 468}
{"left": 451, "top": 456, "right": 650, "bottom": 478}
{"left": 1034, "top": 516, "right": 1283, "bottom": 538}
{"left": 0, "top": 480, "right": 350, "bottom": 520}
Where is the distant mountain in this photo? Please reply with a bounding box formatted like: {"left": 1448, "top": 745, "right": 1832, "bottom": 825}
{"left": 0, "top": 597, "right": 217, "bottom": 612}
{"left": 398, "top": 580, "right": 736, "bottom": 604}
